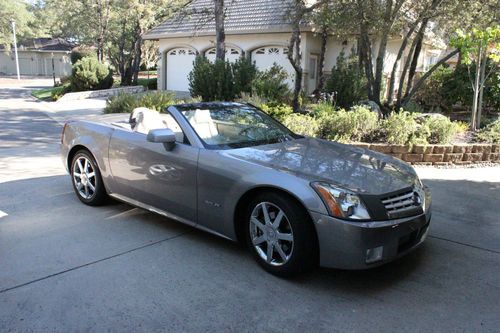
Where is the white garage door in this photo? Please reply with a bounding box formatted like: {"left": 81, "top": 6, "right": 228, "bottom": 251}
{"left": 251, "top": 46, "right": 295, "bottom": 88}
{"left": 205, "top": 47, "right": 241, "bottom": 63}
{"left": 166, "top": 48, "right": 196, "bottom": 91}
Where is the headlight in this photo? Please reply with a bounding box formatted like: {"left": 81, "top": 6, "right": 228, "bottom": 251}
{"left": 311, "top": 182, "right": 371, "bottom": 220}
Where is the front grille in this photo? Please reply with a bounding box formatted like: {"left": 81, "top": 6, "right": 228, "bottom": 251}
{"left": 381, "top": 189, "right": 422, "bottom": 218}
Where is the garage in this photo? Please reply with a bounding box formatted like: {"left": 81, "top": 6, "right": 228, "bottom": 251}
{"left": 205, "top": 47, "right": 242, "bottom": 63}
{"left": 251, "top": 46, "right": 295, "bottom": 87}
{"left": 166, "top": 47, "right": 197, "bottom": 91}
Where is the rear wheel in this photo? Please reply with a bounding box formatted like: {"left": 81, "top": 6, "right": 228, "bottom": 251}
{"left": 71, "top": 150, "right": 107, "bottom": 206}
{"left": 244, "top": 192, "right": 318, "bottom": 277}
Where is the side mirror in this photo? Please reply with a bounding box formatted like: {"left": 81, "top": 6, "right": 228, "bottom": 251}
{"left": 147, "top": 128, "right": 176, "bottom": 151}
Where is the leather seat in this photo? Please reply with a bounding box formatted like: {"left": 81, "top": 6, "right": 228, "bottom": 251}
{"left": 130, "top": 107, "right": 168, "bottom": 135}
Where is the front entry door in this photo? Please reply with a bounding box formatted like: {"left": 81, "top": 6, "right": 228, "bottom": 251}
{"left": 108, "top": 129, "right": 199, "bottom": 224}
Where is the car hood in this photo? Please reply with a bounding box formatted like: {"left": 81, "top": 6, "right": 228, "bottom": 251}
{"left": 223, "top": 138, "right": 417, "bottom": 195}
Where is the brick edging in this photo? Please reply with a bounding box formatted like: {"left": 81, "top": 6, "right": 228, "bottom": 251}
{"left": 351, "top": 143, "right": 500, "bottom": 166}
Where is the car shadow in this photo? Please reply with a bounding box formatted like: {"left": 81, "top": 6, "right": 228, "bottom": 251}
{"left": 1, "top": 175, "right": 498, "bottom": 296}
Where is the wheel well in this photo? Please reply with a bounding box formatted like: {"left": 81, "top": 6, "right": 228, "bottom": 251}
{"left": 233, "top": 186, "right": 316, "bottom": 244}
{"left": 67, "top": 145, "right": 90, "bottom": 170}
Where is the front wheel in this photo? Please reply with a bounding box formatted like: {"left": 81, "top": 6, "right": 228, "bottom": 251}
{"left": 244, "top": 192, "right": 318, "bottom": 277}
{"left": 71, "top": 150, "right": 107, "bottom": 206}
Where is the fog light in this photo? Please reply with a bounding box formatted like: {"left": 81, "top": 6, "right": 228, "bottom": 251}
{"left": 366, "top": 246, "right": 384, "bottom": 264}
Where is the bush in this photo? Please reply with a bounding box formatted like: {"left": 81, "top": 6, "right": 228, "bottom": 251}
{"left": 51, "top": 82, "right": 71, "bottom": 101}
{"left": 233, "top": 57, "right": 257, "bottom": 96}
{"left": 188, "top": 57, "right": 236, "bottom": 101}
{"left": 475, "top": 119, "right": 500, "bottom": 143}
{"left": 252, "top": 64, "right": 290, "bottom": 103}
{"left": 260, "top": 104, "right": 293, "bottom": 122}
{"left": 70, "top": 47, "right": 96, "bottom": 65}
{"left": 71, "top": 57, "right": 113, "bottom": 91}
{"left": 420, "top": 115, "right": 459, "bottom": 144}
{"left": 104, "top": 91, "right": 176, "bottom": 114}
{"left": 282, "top": 113, "right": 319, "bottom": 137}
{"left": 309, "top": 102, "right": 335, "bottom": 118}
{"left": 325, "top": 50, "right": 367, "bottom": 108}
{"left": 381, "top": 111, "right": 428, "bottom": 145}
{"left": 317, "top": 105, "right": 378, "bottom": 142}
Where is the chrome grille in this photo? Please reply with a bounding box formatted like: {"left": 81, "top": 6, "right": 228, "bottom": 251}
{"left": 381, "top": 189, "right": 421, "bottom": 216}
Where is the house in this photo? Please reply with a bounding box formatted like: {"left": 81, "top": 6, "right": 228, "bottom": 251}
{"left": 0, "top": 38, "right": 75, "bottom": 77}
{"left": 143, "top": 0, "right": 446, "bottom": 95}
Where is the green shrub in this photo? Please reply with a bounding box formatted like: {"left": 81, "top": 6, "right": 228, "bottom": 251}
{"left": 260, "top": 104, "right": 293, "bottom": 122}
{"left": 70, "top": 57, "right": 113, "bottom": 91}
{"left": 325, "top": 50, "right": 367, "bottom": 108}
{"left": 233, "top": 57, "right": 257, "bottom": 96}
{"left": 252, "top": 64, "right": 290, "bottom": 103}
{"left": 104, "top": 93, "right": 139, "bottom": 114}
{"left": 317, "top": 105, "right": 378, "bottom": 142}
{"left": 282, "top": 113, "right": 319, "bottom": 137}
{"left": 309, "top": 102, "right": 335, "bottom": 117}
{"left": 51, "top": 82, "right": 71, "bottom": 101}
{"left": 475, "top": 119, "right": 500, "bottom": 143}
{"left": 70, "top": 47, "right": 96, "bottom": 65}
{"left": 420, "top": 116, "right": 459, "bottom": 144}
{"left": 103, "top": 91, "right": 176, "bottom": 114}
{"left": 381, "top": 111, "right": 428, "bottom": 145}
{"left": 188, "top": 57, "right": 236, "bottom": 101}
{"left": 138, "top": 91, "right": 176, "bottom": 112}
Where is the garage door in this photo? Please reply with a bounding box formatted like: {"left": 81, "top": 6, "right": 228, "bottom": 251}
{"left": 205, "top": 47, "right": 241, "bottom": 63}
{"left": 166, "top": 48, "right": 196, "bottom": 91}
{"left": 251, "top": 46, "right": 295, "bottom": 88}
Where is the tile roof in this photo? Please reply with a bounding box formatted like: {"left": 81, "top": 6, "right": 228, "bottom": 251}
{"left": 144, "top": 0, "right": 302, "bottom": 38}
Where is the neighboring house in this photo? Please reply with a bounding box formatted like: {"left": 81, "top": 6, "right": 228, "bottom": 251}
{"left": 0, "top": 38, "right": 75, "bottom": 77}
{"left": 144, "top": 0, "right": 446, "bottom": 95}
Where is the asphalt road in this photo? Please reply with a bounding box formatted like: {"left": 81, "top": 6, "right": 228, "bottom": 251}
{"left": 1, "top": 85, "right": 499, "bottom": 332}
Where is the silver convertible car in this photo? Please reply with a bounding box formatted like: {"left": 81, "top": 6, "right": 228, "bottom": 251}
{"left": 61, "top": 102, "right": 431, "bottom": 276}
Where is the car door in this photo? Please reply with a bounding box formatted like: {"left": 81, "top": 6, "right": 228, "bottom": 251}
{"left": 108, "top": 113, "right": 199, "bottom": 224}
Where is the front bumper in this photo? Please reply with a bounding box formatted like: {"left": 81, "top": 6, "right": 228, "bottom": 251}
{"left": 311, "top": 208, "right": 431, "bottom": 270}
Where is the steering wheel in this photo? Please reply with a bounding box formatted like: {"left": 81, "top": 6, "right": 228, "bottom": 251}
{"left": 238, "top": 125, "right": 263, "bottom": 139}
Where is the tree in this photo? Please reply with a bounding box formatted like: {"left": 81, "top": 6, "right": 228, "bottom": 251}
{"left": 0, "top": 0, "right": 33, "bottom": 47}
{"left": 451, "top": 27, "right": 500, "bottom": 130}
{"left": 287, "top": 0, "right": 328, "bottom": 112}
{"left": 214, "top": 0, "right": 225, "bottom": 61}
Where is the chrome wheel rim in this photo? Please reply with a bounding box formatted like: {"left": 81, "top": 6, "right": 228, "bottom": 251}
{"left": 73, "top": 156, "right": 96, "bottom": 200}
{"left": 249, "top": 202, "right": 294, "bottom": 266}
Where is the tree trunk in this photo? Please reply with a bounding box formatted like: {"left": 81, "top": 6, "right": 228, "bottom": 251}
{"left": 214, "top": 0, "right": 225, "bottom": 61}
{"left": 470, "top": 45, "right": 482, "bottom": 131}
{"left": 316, "top": 27, "right": 328, "bottom": 94}
{"left": 358, "top": 22, "right": 375, "bottom": 100}
{"left": 476, "top": 46, "right": 487, "bottom": 129}
{"left": 387, "top": 24, "right": 418, "bottom": 103}
{"left": 404, "top": 18, "right": 428, "bottom": 100}
{"left": 287, "top": 25, "right": 303, "bottom": 112}
{"left": 396, "top": 25, "right": 420, "bottom": 109}
{"left": 403, "top": 49, "right": 459, "bottom": 105}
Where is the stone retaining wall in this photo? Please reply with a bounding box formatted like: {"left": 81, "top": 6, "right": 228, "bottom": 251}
{"left": 351, "top": 143, "right": 500, "bottom": 165}
{"left": 58, "top": 86, "right": 145, "bottom": 101}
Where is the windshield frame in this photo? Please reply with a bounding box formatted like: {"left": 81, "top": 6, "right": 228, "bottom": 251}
{"left": 174, "top": 102, "right": 302, "bottom": 150}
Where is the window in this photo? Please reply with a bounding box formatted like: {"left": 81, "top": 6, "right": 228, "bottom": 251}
{"left": 268, "top": 47, "right": 280, "bottom": 54}
{"left": 255, "top": 48, "right": 266, "bottom": 54}
{"left": 178, "top": 104, "right": 298, "bottom": 149}
{"left": 309, "top": 56, "right": 317, "bottom": 80}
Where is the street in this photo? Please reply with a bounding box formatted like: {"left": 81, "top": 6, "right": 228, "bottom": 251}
{"left": 1, "top": 80, "right": 499, "bottom": 332}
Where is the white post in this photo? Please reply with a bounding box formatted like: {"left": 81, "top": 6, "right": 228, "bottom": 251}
{"left": 11, "top": 19, "right": 21, "bottom": 80}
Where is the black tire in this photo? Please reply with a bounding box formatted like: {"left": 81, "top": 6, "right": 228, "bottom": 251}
{"left": 244, "top": 192, "right": 318, "bottom": 277}
{"left": 70, "top": 150, "right": 107, "bottom": 206}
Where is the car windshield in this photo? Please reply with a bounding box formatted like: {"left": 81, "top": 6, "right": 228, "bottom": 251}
{"left": 178, "top": 104, "right": 300, "bottom": 149}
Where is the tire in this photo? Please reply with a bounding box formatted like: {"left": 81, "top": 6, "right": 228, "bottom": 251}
{"left": 244, "top": 192, "right": 318, "bottom": 277}
{"left": 70, "top": 150, "right": 107, "bottom": 206}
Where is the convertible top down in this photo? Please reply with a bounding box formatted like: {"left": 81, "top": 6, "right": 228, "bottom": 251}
{"left": 61, "top": 102, "right": 431, "bottom": 276}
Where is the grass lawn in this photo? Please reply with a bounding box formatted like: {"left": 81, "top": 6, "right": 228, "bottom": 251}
{"left": 31, "top": 87, "right": 56, "bottom": 100}
{"left": 31, "top": 85, "right": 67, "bottom": 101}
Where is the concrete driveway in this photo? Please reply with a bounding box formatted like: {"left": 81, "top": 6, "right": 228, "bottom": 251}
{"left": 1, "top": 83, "right": 499, "bottom": 332}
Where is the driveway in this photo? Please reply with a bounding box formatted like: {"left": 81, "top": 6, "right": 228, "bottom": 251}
{"left": 1, "top": 83, "right": 499, "bottom": 332}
